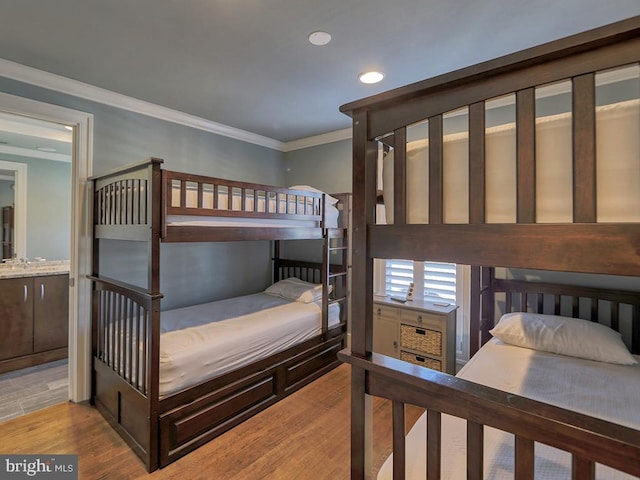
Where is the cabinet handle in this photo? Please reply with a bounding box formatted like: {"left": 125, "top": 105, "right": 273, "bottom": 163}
{"left": 23, "top": 284, "right": 28, "bottom": 302}
{"left": 417, "top": 315, "right": 423, "bottom": 323}
{"left": 376, "top": 307, "right": 381, "bottom": 316}
{"left": 40, "top": 283, "right": 45, "bottom": 301}
{"left": 393, "top": 341, "right": 398, "bottom": 349}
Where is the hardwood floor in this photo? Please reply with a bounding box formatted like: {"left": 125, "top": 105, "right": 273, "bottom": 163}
{"left": 0, "top": 359, "right": 68, "bottom": 422}
{"left": 1, "top": 364, "right": 422, "bottom": 479}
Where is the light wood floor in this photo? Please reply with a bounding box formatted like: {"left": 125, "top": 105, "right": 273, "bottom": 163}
{"left": 1, "top": 364, "right": 422, "bottom": 479}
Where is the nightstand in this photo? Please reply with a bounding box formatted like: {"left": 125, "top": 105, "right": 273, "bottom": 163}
{"left": 372, "top": 296, "right": 458, "bottom": 374}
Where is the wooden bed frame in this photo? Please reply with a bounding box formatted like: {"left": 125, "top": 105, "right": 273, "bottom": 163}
{"left": 89, "top": 158, "right": 350, "bottom": 471}
{"left": 339, "top": 16, "right": 640, "bottom": 479}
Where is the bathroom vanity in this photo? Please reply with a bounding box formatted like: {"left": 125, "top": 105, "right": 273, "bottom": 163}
{"left": 0, "top": 263, "right": 69, "bottom": 374}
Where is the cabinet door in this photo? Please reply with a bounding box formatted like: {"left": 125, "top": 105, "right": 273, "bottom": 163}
{"left": 373, "top": 304, "right": 399, "bottom": 357}
{"left": 0, "top": 277, "right": 33, "bottom": 360}
{"left": 33, "top": 274, "right": 69, "bottom": 353}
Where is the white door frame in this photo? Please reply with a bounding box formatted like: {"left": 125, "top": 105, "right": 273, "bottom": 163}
{"left": 0, "top": 91, "right": 93, "bottom": 402}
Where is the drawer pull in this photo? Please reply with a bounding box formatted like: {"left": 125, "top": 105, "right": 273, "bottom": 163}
{"left": 415, "top": 328, "right": 426, "bottom": 335}
{"left": 417, "top": 315, "right": 423, "bottom": 323}
{"left": 377, "top": 307, "right": 381, "bottom": 316}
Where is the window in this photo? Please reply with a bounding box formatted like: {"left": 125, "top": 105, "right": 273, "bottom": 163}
{"left": 384, "top": 259, "right": 457, "bottom": 302}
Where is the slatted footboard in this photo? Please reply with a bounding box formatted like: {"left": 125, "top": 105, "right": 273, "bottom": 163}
{"left": 339, "top": 350, "right": 640, "bottom": 480}
{"left": 90, "top": 275, "right": 162, "bottom": 472}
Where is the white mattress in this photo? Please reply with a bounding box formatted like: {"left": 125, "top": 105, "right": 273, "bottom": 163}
{"left": 166, "top": 204, "right": 340, "bottom": 229}
{"left": 168, "top": 186, "right": 340, "bottom": 228}
{"left": 158, "top": 293, "right": 340, "bottom": 397}
{"left": 378, "top": 339, "right": 640, "bottom": 479}
{"left": 383, "top": 98, "right": 640, "bottom": 224}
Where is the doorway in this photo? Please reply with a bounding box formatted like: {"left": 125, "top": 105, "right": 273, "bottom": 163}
{"left": 0, "top": 91, "right": 93, "bottom": 404}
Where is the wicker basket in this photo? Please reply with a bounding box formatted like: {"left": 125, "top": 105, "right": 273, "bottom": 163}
{"left": 400, "top": 324, "right": 442, "bottom": 356}
{"left": 400, "top": 351, "right": 442, "bottom": 371}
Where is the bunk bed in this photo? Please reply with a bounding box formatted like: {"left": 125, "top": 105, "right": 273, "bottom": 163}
{"left": 339, "top": 16, "right": 640, "bottom": 480}
{"left": 89, "top": 158, "right": 350, "bottom": 471}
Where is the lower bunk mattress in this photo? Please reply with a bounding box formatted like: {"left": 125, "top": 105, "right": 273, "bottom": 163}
{"left": 378, "top": 338, "right": 640, "bottom": 479}
{"left": 158, "top": 293, "right": 340, "bottom": 397}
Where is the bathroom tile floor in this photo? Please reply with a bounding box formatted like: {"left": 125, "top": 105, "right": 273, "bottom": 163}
{"left": 0, "top": 359, "right": 68, "bottom": 423}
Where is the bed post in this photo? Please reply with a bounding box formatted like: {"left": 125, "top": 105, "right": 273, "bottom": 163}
{"left": 148, "top": 159, "right": 162, "bottom": 471}
{"left": 350, "top": 109, "right": 378, "bottom": 479}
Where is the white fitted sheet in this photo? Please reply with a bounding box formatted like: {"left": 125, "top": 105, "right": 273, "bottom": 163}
{"left": 166, "top": 203, "right": 340, "bottom": 229}
{"left": 159, "top": 293, "right": 340, "bottom": 397}
{"left": 378, "top": 338, "right": 640, "bottom": 479}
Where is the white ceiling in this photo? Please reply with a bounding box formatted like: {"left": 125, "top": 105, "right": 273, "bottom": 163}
{"left": 0, "top": 1, "right": 639, "bottom": 144}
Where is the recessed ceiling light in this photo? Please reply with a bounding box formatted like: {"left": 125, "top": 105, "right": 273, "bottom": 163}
{"left": 36, "top": 146, "right": 57, "bottom": 152}
{"left": 359, "top": 71, "right": 384, "bottom": 84}
{"left": 308, "top": 31, "right": 331, "bottom": 46}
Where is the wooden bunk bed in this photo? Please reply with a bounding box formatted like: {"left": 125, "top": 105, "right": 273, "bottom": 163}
{"left": 339, "top": 16, "right": 640, "bottom": 479}
{"left": 89, "top": 158, "right": 350, "bottom": 471}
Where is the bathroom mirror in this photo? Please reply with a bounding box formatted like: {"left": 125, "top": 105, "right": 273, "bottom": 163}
{"left": 0, "top": 112, "right": 72, "bottom": 262}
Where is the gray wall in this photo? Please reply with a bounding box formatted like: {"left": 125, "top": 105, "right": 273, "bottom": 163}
{"left": 0, "top": 178, "right": 12, "bottom": 207}
{"left": 0, "top": 77, "right": 285, "bottom": 310}
{"left": 282, "top": 139, "right": 352, "bottom": 263}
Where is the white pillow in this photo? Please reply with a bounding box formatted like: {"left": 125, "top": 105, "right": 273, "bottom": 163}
{"left": 264, "top": 277, "right": 331, "bottom": 303}
{"left": 490, "top": 312, "right": 637, "bottom": 365}
{"left": 288, "top": 185, "right": 340, "bottom": 206}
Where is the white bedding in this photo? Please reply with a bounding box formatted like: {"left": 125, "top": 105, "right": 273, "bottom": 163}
{"left": 168, "top": 186, "right": 340, "bottom": 228}
{"left": 383, "top": 99, "right": 640, "bottom": 224}
{"left": 378, "top": 339, "right": 640, "bottom": 479}
{"left": 158, "top": 293, "right": 340, "bottom": 397}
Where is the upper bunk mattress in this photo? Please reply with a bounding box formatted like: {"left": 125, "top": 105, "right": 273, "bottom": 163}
{"left": 159, "top": 292, "right": 340, "bottom": 397}
{"left": 378, "top": 338, "right": 640, "bottom": 479}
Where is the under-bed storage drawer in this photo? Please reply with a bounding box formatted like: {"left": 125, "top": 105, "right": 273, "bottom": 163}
{"left": 159, "top": 369, "right": 278, "bottom": 467}
{"left": 158, "top": 334, "right": 344, "bottom": 467}
{"left": 400, "top": 324, "right": 442, "bottom": 357}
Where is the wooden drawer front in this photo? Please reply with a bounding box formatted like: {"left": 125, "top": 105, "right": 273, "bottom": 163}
{"left": 400, "top": 324, "right": 442, "bottom": 356}
{"left": 400, "top": 351, "right": 442, "bottom": 371}
{"left": 399, "top": 309, "right": 442, "bottom": 326}
{"left": 374, "top": 304, "right": 398, "bottom": 320}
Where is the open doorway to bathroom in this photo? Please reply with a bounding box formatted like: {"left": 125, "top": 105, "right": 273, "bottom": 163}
{"left": 0, "top": 113, "right": 72, "bottom": 422}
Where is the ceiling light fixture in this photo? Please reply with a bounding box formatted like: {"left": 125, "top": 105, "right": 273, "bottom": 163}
{"left": 308, "top": 31, "right": 331, "bottom": 46}
{"left": 359, "top": 71, "right": 384, "bottom": 84}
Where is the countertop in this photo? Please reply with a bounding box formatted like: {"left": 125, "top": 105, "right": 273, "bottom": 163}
{"left": 0, "top": 261, "right": 70, "bottom": 279}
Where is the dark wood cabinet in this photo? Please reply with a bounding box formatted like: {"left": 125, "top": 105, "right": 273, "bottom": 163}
{"left": 0, "top": 277, "right": 34, "bottom": 361}
{"left": 33, "top": 274, "right": 69, "bottom": 353}
{"left": 0, "top": 273, "right": 68, "bottom": 372}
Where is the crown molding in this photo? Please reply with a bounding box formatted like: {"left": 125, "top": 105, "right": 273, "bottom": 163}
{"left": 0, "top": 58, "right": 284, "bottom": 151}
{"left": 281, "top": 127, "right": 352, "bottom": 152}
{"left": 0, "top": 58, "right": 355, "bottom": 153}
